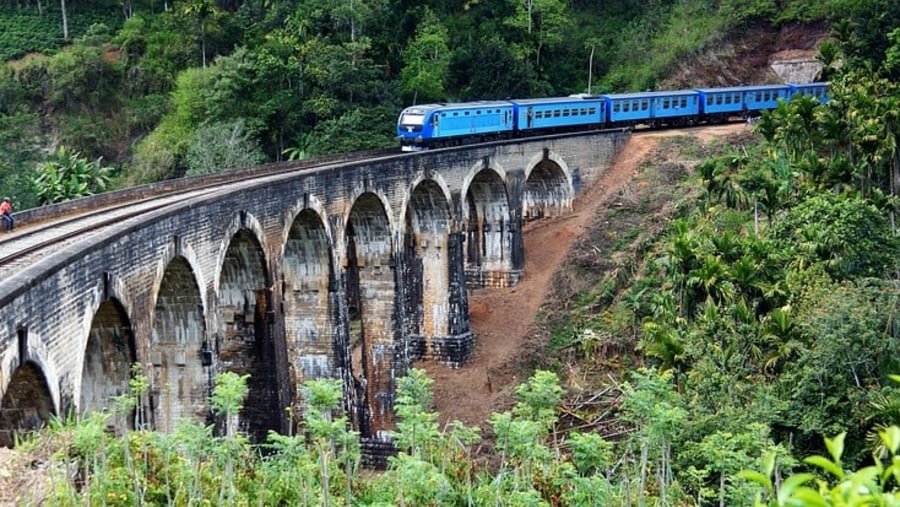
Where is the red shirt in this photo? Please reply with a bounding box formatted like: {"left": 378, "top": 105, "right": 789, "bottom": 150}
{"left": 0, "top": 201, "right": 10, "bottom": 215}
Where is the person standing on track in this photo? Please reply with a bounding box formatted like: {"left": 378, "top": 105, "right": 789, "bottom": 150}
{"left": 1, "top": 197, "right": 13, "bottom": 231}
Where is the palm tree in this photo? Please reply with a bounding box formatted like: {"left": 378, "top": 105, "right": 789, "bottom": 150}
{"left": 759, "top": 306, "right": 805, "bottom": 373}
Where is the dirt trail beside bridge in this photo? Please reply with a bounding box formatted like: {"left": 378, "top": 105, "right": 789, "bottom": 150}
{"left": 420, "top": 123, "right": 748, "bottom": 428}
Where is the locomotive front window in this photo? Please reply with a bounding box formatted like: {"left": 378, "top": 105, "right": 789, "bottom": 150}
{"left": 400, "top": 112, "right": 425, "bottom": 126}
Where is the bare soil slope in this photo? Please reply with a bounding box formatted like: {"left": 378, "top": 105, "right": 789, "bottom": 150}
{"left": 420, "top": 123, "right": 750, "bottom": 429}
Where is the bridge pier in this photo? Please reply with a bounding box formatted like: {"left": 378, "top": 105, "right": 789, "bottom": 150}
{"left": 0, "top": 130, "right": 629, "bottom": 455}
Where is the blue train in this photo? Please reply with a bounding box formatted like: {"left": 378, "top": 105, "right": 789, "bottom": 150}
{"left": 396, "top": 82, "right": 828, "bottom": 151}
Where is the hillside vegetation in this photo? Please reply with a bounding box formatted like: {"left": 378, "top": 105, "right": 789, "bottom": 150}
{"left": 0, "top": 0, "right": 893, "bottom": 209}
{"left": 3, "top": 0, "right": 900, "bottom": 505}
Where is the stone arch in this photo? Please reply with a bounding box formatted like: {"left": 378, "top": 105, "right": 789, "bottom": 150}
{"left": 216, "top": 228, "right": 279, "bottom": 443}
{"left": 403, "top": 179, "right": 452, "bottom": 353}
{"left": 523, "top": 152, "right": 573, "bottom": 220}
{"left": 283, "top": 208, "right": 335, "bottom": 384}
{"left": 0, "top": 362, "right": 54, "bottom": 447}
{"left": 80, "top": 297, "right": 136, "bottom": 427}
{"left": 462, "top": 168, "right": 513, "bottom": 286}
{"left": 344, "top": 192, "right": 395, "bottom": 439}
{"left": 150, "top": 256, "right": 208, "bottom": 433}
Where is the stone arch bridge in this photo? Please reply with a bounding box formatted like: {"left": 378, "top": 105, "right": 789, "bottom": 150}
{"left": 0, "top": 132, "right": 627, "bottom": 457}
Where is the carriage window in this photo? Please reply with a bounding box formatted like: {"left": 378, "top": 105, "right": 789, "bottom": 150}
{"left": 613, "top": 103, "right": 621, "bottom": 113}
{"left": 535, "top": 111, "right": 543, "bottom": 119}
{"left": 680, "top": 97, "right": 687, "bottom": 108}
{"left": 563, "top": 109, "right": 570, "bottom": 116}
{"left": 623, "top": 102, "right": 631, "bottom": 112}
{"left": 589, "top": 107, "right": 596, "bottom": 115}
{"left": 663, "top": 99, "right": 670, "bottom": 108}
{"left": 554, "top": 110, "right": 561, "bottom": 117}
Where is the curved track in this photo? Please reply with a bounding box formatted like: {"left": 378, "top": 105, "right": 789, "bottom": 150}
{"left": 0, "top": 148, "right": 398, "bottom": 279}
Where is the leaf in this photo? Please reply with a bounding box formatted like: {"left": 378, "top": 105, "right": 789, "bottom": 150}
{"left": 804, "top": 455, "right": 845, "bottom": 479}
{"left": 788, "top": 487, "right": 829, "bottom": 507}
{"left": 777, "top": 472, "right": 815, "bottom": 504}
{"left": 824, "top": 432, "right": 846, "bottom": 463}
{"left": 737, "top": 470, "right": 773, "bottom": 491}
{"left": 880, "top": 426, "right": 900, "bottom": 456}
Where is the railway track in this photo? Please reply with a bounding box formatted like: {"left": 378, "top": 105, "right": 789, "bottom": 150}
{"left": 0, "top": 148, "right": 399, "bottom": 280}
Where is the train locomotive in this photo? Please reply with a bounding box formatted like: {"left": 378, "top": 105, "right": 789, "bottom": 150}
{"left": 396, "top": 82, "right": 828, "bottom": 152}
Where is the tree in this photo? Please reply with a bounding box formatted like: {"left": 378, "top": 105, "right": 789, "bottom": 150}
{"left": 449, "top": 37, "right": 534, "bottom": 100}
{"left": 768, "top": 192, "right": 900, "bottom": 280}
{"left": 504, "top": 0, "right": 569, "bottom": 70}
{"left": 180, "top": 0, "right": 222, "bottom": 68}
{"left": 399, "top": 8, "right": 450, "bottom": 103}
{"left": 184, "top": 119, "right": 266, "bottom": 176}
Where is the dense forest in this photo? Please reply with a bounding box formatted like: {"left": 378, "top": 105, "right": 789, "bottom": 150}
{"left": 3, "top": 0, "right": 900, "bottom": 505}
{"left": 0, "top": 0, "right": 894, "bottom": 208}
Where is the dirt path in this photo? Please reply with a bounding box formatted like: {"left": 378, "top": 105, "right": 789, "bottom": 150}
{"left": 419, "top": 123, "right": 748, "bottom": 428}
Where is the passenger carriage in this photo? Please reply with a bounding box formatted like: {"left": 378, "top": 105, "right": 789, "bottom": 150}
{"left": 605, "top": 90, "right": 700, "bottom": 128}
{"left": 604, "top": 92, "right": 653, "bottom": 127}
{"left": 697, "top": 84, "right": 792, "bottom": 122}
{"left": 788, "top": 82, "right": 829, "bottom": 103}
{"left": 509, "top": 95, "right": 607, "bottom": 133}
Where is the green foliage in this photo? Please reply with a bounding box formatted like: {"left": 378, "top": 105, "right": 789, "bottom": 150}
{"left": 303, "top": 106, "right": 397, "bottom": 155}
{"left": 399, "top": 8, "right": 451, "bottom": 104}
{"left": 449, "top": 36, "right": 535, "bottom": 100}
{"left": 503, "top": 0, "right": 569, "bottom": 69}
{"left": 599, "top": 1, "right": 731, "bottom": 91}
{"left": 0, "top": 6, "right": 124, "bottom": 61}
{"left": 0, "top": 68, "right": 42, "bottom": 208}
{"left": 114, "top": 13, "right": 195, "bottom": 96}
{"left": 33, "top": 145, "right": 115, "bottom": 204}
{"left": 185, "top": 119, "right": 266, "bottom": 176}
{"left": 769, "top": 192, "right": 900, "bottom": 279}
{"left": 742, "top": 427, "right": 900, "bottom": 505}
